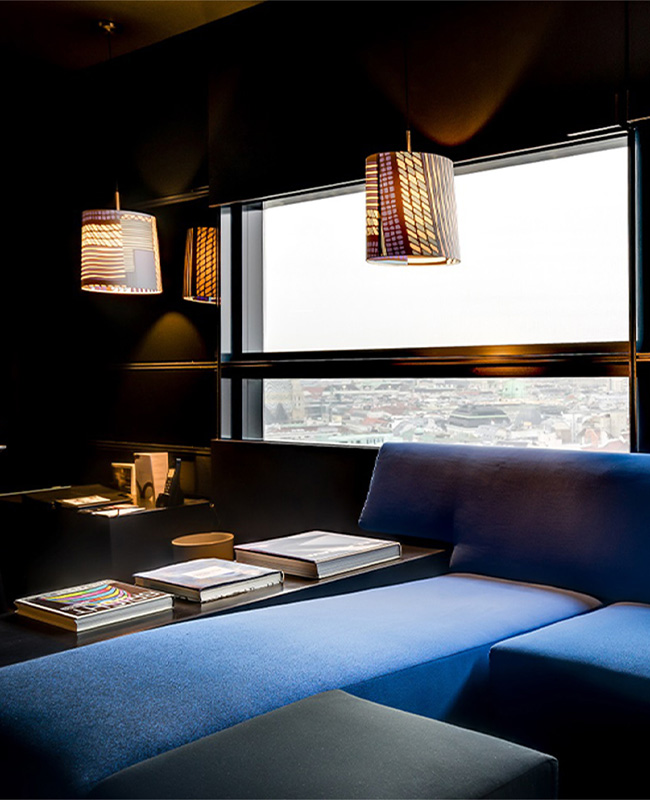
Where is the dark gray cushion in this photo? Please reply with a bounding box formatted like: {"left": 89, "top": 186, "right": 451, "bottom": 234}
{"left": 88, "top": 690, "right": 557, "bottom": 799}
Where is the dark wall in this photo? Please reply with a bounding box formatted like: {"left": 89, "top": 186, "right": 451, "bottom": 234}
{"left": 211, "top": 440, "right": 379, "bottom": 542}
{"left": 1, "top": 48, "right": 85, "bottom": 490}
{"left": 3, "top": 1, "right": 650, "bottom": 492}
{"left": 1, "top": 26, "right": 217, "bottom": 491}
{"left": 208, "top": 1, "right": 650, "bottom": 204}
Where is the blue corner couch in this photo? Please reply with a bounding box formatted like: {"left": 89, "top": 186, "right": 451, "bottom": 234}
{"left": 1, "top": 442, "right": 650, "bottom": 798}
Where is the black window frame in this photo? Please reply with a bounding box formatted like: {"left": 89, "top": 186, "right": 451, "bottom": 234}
{"left": 218, "top": 132, "right": 639, "bottom": 449}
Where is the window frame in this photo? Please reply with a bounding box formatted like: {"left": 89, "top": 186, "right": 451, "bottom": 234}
{"left": 218, "top": 133, "right": 635, "bottom": 447}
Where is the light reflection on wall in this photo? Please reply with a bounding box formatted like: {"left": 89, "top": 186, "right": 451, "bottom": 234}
{"left": 131, "top": 311, "right": 208, "bottom": 362}
{"left": 361, "top": 3, "right": 558, "bottom": 146}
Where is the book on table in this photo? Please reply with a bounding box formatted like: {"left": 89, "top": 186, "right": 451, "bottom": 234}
{"left": 23, "top": 484, "right": 131, "bottom": 509}
{"left": 82, "top": 503, "right": 146, "bottom": 517}
{"left": 58, "top": 494, "right": 126, "bottom": 509}
{"left": 234, "top": 531, "right": 402, "bottom": 579}
{"left": 14, "top": 580, "right": 173, "bottom": 632}
{"left": 133, "top": 558, "right": 283, "bottom": 602}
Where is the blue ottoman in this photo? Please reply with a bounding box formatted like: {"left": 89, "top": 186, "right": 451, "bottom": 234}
{"left": 490, "top": 603, "right": 650, "bottom": 798}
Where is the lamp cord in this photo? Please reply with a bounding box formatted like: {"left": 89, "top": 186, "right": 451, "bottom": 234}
{"left": 98, "top": 20, "right": 120, "bottom": 209}
{"left": 403, "top": 21, "right": 411, "bottom": 153}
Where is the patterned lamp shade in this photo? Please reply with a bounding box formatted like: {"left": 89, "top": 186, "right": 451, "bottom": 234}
{"left": 183, "top": 226, "right": 219, "bottom": 304}
{"left": 81, "top": 209, "right": 162, "bottom": 293}
{"left": 366, "top": 151, "right": 460, "bottom": 265}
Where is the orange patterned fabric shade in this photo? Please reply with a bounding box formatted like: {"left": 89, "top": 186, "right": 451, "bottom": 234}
{"left": 183, "top": 226, "right": 219, "bottom": 304}
{"left": 366, "top": 151, "right": 460, "bottom": 265}
{"left": 81, "top": 209, "right": 162, "bottom": 293}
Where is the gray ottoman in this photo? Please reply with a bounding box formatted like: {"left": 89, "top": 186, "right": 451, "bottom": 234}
{"left": 88, "top": 691, "right": 557, "bottom": 799}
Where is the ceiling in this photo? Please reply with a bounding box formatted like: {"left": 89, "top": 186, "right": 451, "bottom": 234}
{"left": 0, "top": 0, "right": 263, "bottom": 70}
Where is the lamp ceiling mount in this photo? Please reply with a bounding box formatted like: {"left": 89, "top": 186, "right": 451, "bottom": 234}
{"left": 98, "top": 20, "right": 119, "bottom": 36}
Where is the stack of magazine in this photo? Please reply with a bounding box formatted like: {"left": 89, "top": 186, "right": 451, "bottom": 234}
{"left": 234, "top": 531, "right": 401, "bottom": 579}
{"left": 14, "top": 559, "right": 284, "bottom": 632}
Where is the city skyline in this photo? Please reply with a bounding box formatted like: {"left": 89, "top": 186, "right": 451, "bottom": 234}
{"left": 264, "top": 377, "right": 629, "bottom": 451}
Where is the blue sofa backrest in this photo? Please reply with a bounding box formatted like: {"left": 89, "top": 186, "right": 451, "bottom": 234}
{"left": 359, "top": 442, "right": 650, "bottom": 604}
{"left": 359, "top": 442, "right": 472, "bottom": 543}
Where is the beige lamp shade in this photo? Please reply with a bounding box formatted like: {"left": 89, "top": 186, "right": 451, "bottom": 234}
{"left": 183, "top": 226, "right": 219, "bottom": 304}
{"left": 81, "top": 208, "right": 162, "bottom": 294}
{"left": 366, "top": 150, "right": 460, "bottom": 265}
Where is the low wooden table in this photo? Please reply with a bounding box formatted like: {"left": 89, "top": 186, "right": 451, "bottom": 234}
{"left": 0, "top": 544, "right": 449, "bottom": 667}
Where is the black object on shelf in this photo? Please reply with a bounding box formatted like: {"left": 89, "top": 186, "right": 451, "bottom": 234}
{"left": 156, "top": 459, "right": 184, "bottom": 508}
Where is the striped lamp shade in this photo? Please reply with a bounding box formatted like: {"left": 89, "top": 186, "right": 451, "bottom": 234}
{"left": 81, "top": 209, "right": 162, "bottom": 294}
{"left": 366, "top": 151, "right": 460, "bottom": 265}
{"left": 183, "top": 226, "right": 219, "bottom": 304}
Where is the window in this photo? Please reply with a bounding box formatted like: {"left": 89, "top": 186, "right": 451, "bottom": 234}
{"left": 262, "top": 144, "right": 628, "bottom": 351}
{"left": 263, "top": 377, "right": 629, "bottom": 451}
{"left": 222, "top": 138, "right": 631, "bottom": 452}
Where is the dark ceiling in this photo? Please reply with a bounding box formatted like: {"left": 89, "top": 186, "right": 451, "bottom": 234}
{"left": 0, "top": 0, "right": 263, "bottom": 70}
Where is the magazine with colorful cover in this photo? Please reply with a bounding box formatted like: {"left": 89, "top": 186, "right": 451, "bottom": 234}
{"left": 134, "top": 558, "right": 283, "bottom": 602}
{"left": 234, "top": 531, "right": 401, "bottom": 579}
{"left": 14, "top": 580, "right": 173, "bottom": 632}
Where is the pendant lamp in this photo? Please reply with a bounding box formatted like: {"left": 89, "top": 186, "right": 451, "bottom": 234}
{"left": 81, "top": 194, "right": 162, "bottom": 294}
{"left": 182, "top": 223, "right": 222, "bottom": 440}
{"left": 183, "top": 226, "right": 219, "bottom": 304}
{"left": 81, "top": 22, "right": 162, "bottom": 295}
{"left": 366, "top": 25, "right": 460, "bottom": 266}
{"left": 366, "top": 138, "right": 460, "bottom": 265}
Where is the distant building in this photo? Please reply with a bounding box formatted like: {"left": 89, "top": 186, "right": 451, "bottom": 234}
{"left": 448, "top": 405, "right": 510, "bottom": 428}
{"left": 265, "top": 380, "right": 306, "bottom": 423}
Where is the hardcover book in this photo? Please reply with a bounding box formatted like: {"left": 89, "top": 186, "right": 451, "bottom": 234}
{"left": 134, "top": 558, "right": 283, "bottom": 602}
{"left": 234, "top": 531, "right": 401, "bottom": 579}
{"left": 14, "top": 581, "right": 173, "bottom": 632}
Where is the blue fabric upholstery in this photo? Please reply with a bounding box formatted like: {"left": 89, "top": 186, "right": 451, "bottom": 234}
{"left": 361, "top": 443, "right": 650, "bottom": 603}
{"left": 491, "top": 602, "right": 650, "bottom": 686}
{"left": 359, "top": 442, "right": 476, "bottom": 542}
{"left": 450, "top": 450, "right": 650, "bottom": 603}
{"left": 7, "top": 441, "right": 650, "bottom": 798}
{"left": 0, "top": 574, "right": 597, "bottom": 798}
{"left": 490, "top": 603, "right": 650, "bottom": 798}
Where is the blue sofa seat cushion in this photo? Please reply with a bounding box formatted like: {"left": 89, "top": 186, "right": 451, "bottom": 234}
{"left": 490, "top": 602, "right": 650, "bottom": 715}
{"left": 0, "top": 574, "right": 598, "bottom": 798}
{"left": 491, "top": 602, "right": 650, "bottom": 688}
{"left": 489, "top": 603, "right": 650, "bottom": 798}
